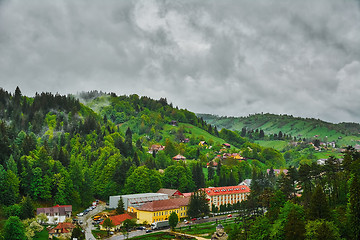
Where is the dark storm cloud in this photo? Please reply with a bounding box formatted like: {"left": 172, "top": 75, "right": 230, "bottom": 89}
{"left": 0, "top": 0, "right": 360, "bottom": 123}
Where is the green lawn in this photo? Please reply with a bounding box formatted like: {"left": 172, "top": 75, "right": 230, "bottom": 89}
{"left": 175, "top": 218, "right": 236, "bottom": 239}
{"left": 130, "top": 231, "right": 195, "bottom": 239}
{"left": 255, "top": 140, "right": 288, "bottom": 151}
{"left": 33, "top": 228, "right": 49, "bottom": 240}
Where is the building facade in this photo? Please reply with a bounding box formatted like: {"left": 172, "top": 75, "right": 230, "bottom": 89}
{"left": 36, "top": 205, "right": 72, "bottom": 224}
{"left": 109, "top": 193, "right": 168, "bottom": 210}
{"left": 203, "top": 186, "right": 250, "bottom": 211}
{"left": 135, "top": 197, "right": 190, "bottom": 224}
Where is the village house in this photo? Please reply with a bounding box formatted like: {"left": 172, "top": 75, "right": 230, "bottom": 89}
{"left": 148, "top": 144, "right": 165, "bottom": 154}
{"left": 222, "top": 143, "right": 231, "bottom": 148}
{"left": 99, "top": 213, "right": 134, "bottom": 231}
{"left": 206, "top": 160, "right": 218, "bottom": 168}
{"left": 267, "top": 169, "right": 288, "bottom": 176}
{"left": 36, "top": 205, "right": 72, "bottom": 224}
{"left": 173, "top": 154, "right": 186, "bottom": 161}
{"left": 203, "top": 186, "right": 250, "bottom": 211}
{"left": 199, "top": 141, "right": 208, "bottom": 146}
{"left": 48, "top": 222, "right": 76, "bottom": 239}
{"left": 135, "top": 197, "right": 190, "bottom": 224}
{"left": 157, "top": 188, "right": 184, "bottom": 198}
{"left": 238, "top": 179, "right": 252, "bottom": 187}
{"left": 222, "top": 153, "right": 245, "bottom": 161}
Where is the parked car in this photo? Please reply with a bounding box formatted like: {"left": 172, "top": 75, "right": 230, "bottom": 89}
{"left": 191, "top": 218, "right": 197, "bottom": 221}
{"left": 203, "top": 216, "right": 209, "bottom": 219}
{"left": 136, "top": 226, "right": 146, "bottom": 230}
{"left": 77, "top": 213, "right": 83, "bottom": 217}
{"left": 227, "top": 214, "right": 232, "bottom": 218}
{"left": 146, "top": 229, "right": 153, "bottom": 233}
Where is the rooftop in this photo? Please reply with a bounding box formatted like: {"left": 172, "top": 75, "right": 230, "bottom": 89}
{"left": 138, "top": 197, "right": 190, "bottom": 212}
{"left": 203, "top": 185, "right": 250, "bottom": 196}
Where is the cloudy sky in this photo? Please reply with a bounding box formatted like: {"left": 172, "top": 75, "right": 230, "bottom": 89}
{"left": 1, "top": 0, "right": 360, "bottom": 123}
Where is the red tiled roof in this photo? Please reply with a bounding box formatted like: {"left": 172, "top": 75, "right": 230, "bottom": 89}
{"left": 203, "top": 186, "right": 250, "bottom": 196}
{"left": 49, "top": 222, "right": 75, "bottom": 234}
{"left": 100, "top": 213, "right": 133, "bottom": 226}
{"left": 138, "top": 197, "right": 190, "bottom": 212}
{"left": 183, "top": 193, "right": 192, "bottom": 198}
{"left": 54, "top": 222, "right": 75, "bottom": 230}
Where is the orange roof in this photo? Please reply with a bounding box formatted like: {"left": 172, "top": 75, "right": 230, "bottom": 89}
{"left": 203, "top": 186, "right": 250, "bottom": 196}
{"left": 138, "top": 197, "right": 190, "bottom": 212}
{"left": 54, "top": 222, "right": 76, "bottom": 230}
{"left": 49, "top": 222, "right": 75, "bottom": 234}
{"left": 100, "top": 213, "right": 133, "bottom": 226}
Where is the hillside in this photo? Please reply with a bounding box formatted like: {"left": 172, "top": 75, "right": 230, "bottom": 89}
{"left": 0, "top": 87, "right": 284, "bottom": 217}
{"left": 198, "top": 113, "right": 360, "bottom": 146}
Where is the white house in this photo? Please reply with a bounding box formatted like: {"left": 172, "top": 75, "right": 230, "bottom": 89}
{"left": 36, "top": 205, "right": 72, "bottom": 224}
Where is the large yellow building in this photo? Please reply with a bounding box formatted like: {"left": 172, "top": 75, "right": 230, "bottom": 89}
{"left": 131, "top": 197, "right": 190, "bottom": 224}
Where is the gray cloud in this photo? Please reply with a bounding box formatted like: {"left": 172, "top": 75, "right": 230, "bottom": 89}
{"left": 1, "top": 0, "right": 360, "bottom": 123}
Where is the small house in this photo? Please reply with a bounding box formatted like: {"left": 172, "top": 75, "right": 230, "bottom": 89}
{"left": 173, "top": 154, "right": 186, "bottom": 161}
{"left": 48, "top": 222, "right": 76, "bottom": 239}
{"left": 36, "top": 205, "right": 72, "bottom": 224}
{"left": 222, "top": 143, "right": 231, "bottom": 148}
{"left": 157, "top": 188, "right": 184, "bottom": 198}
{"left": 99, "top": 213, "right": 134, "bottom": 231}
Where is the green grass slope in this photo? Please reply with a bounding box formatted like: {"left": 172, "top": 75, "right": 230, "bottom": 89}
{"left": 199, "top": 113, "right": 360, "bottom": 145}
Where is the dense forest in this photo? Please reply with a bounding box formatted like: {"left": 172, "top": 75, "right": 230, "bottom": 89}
{"left": 227, "top": 147, "right": 360, "bottom": 240}
{"left": 0, "top": 87, "right": 358, "bottom": 239}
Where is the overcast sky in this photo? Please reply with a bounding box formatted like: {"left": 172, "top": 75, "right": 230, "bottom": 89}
{"left": 1, "top": 0, "right": 360, "bottom": 123}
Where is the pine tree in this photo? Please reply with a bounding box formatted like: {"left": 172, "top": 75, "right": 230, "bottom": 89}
{"left": 348, "top": 174, "right": 360, "bottom": 240}
{"left": 133, "top": 152, "right": 140, "bottom": 167}
{"left": 284, "top": 208, "right": 305, "bottom": 240}
{"left": 116, "top": 197, "right": 125, "bottom": 214}
{"left": 20, "top": 196, "right": 34, "bottom": 219}
{"left": 3, "top": 216, "right": 27, "bottom": 240}
{"left": 308, "top": 185, "right": 330, "bottom": 220}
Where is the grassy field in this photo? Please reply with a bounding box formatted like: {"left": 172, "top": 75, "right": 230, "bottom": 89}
{"left": 175, "top": 218, "right": 236, "bottom": 239}
{"left": 161, "top": 123, "right": 227, "bottom": 146}
{"left": 130, "top": 231, "right": 195, "bottom": 239}
{"left": 33, "top": 228, "right": 49, "bottom": 240}
{"left": 254, "top": 140, "right": 288, "bottom": 151}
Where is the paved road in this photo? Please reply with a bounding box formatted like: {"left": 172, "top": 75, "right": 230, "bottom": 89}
{"left": 78, "top": 203, "right": 106, "bottom": 240}
{"left": 105, "top": 229, "right": 149, "bottom": 240}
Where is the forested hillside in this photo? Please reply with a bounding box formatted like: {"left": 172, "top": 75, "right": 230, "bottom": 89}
{"left": 0, "top": 87, "right": 290, "bottom": 237}
{"left": 199, "top": 113, "right": 360, "bottom": 145}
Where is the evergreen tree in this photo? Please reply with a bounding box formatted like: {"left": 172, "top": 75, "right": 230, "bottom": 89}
{"left": 125, "top": 127, "right": 133, "bottom": 157}
{"left": 132, "top": 152, "right": 140, "bottom": 167}
{"left": 3, "top": 216, "right": 27, "bottom": 240}
{"left": 187, "top": 190, "right": 210, "bottom": 218}
{"left": 20, "top": 196, "right": 34, "bottom": 219}
{"left": 348, "top": 173, "right": 360, "bottom": 240}
{"left": 102, "top": 218, "right": 115, "bottom": 236}
{"left": 169, "top": 212, "right": 179, "bottom": 230}
{"left": 284, "top": 208, "right": 305, "bottom": 240}
{"left": 116, "top": 197, "right": 125, "bottom": 214}
{"left": 208, "top": 165, "right": 214, "bottom": 181}
{"left": 308, "top": 184, "right": 330, "bottom": 220}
